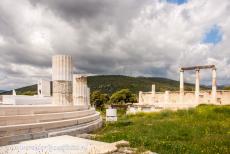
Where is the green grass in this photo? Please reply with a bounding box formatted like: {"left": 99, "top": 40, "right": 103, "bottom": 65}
{"left": 95, "top": 105, "right": 230, "bottom": 154}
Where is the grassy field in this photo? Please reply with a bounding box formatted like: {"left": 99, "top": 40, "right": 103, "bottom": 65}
{"left": 95, "top": 105, "right": 230, "bottom": 154}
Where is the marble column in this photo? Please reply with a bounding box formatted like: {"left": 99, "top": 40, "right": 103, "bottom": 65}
{"left": 87, "top": 87, "right": 90, "bottom": 106}
{"left": 152, "top": 84, "right": 155, "bottom": 103}
{"left": 52, "top": 55, "right": 73, "bottom": 105}
{"left": 212, "top": 68, "right": 217, "bottom": 103}
{"left": 179, "top": 70, "right": 184, "bottom": 103}
{"left": 195, "top": 69, "right": 200, "bottom": 104}
{"left": 164, "top": 91, "right": 170, "bottom": 104}
{"left": 73, "top": 74, "right": 88, "bottom": 106}
{"left": 138, "top": 91, "right": 143, "bottom": 104}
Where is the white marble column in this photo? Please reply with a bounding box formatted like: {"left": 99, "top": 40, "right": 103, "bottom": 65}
{"left": 212, "top": 68, "right": 217, "bottom": 103}
{"left": 73, "top": 74, "right": 88, "bottom": 106}
{"left": 164, "top": 91, "right": 170, "bottom": 104}
{"left": 152, "top": 84, "right": 155, "bottom": 104}
{"left": 52, "top": 55, "right": 73, "bottom": 105}
{"left": 138, "top": 91, "right": 143, "bottom": 104}
{"left": 179, "top": 70, "right": 184, "bottom": 103}
{"left": 87, "top": 87, "right": 90, "bottom": 106}
{"left": 195, "top": 69, "right": 200, "bottom": 103}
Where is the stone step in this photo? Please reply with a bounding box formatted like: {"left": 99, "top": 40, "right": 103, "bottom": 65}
{"left": 0, "top": 109, "right": 96, "bottom": 125}
{"left": 0, "top": 105, "right": 89, "bottom": 116}
{"left": 48, "top": 118, "right": 102, "bottom": 137}
{"left": 0, "top": 131, "right": 48, "bottom": 146}
{"left": 0, "top": 118, "right": 102, "bottom": 146}
{"left": 0, "top": 112, "right": 100, "bottom": 137}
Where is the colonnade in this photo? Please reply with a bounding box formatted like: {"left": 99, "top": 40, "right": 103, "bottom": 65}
{"left": 179, "top": 65, "right": 217, "bottom": 103}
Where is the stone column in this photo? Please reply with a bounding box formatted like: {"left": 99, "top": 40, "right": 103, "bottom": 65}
{"left": 179, "top": 69, "right": 184, "bottom": 103}
{"left": 73, "top": 74, "right": 88, "bottom": 106}
{"left": 138, "top": 91, "right": 143, "bottom": 104}
{"left": 52, "top": 55, "right": 73, "bottom": 105}
{"left": 195, "top": 69, "right": 200, "bottom": 104}
{"left": 87, "top": 87, "right": 90, "bottom": 106}
{"left": 212, "top": 68, "right": 217, "bottom": 103}
{"left": 152, "top": 84, "right": 155, "bottom": 104}
{"left": 164, "top": 91, "right": 170, "bottom": 104}
{"left": 38, "top": 79, "right": 51, "bottom": 97}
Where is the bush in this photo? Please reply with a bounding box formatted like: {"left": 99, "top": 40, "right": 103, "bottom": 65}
{"left": 90, "top": 91, "right": 109, "bottom": 110}
{"left": 109, "top": 89, "right": 137, "bottom": 104}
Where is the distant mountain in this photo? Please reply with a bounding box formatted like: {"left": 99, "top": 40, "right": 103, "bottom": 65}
{"left": 0, "top": 75, "right": 209, "bottom": 96}
{"left": 0, "top": 90, "right": 5, "bottom": 93}
{"left": 87, "top": 75, "right": 209, "bottom": 95}
{"left": 1, "top": 85, "right": 37, "bottom": 95}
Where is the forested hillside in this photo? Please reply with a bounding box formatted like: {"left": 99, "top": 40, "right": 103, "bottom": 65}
{"left": 1, "top": 75, "right": 209, "bottom": 95}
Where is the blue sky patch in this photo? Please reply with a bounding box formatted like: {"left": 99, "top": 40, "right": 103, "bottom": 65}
{"left": 166, "top": 0, "right": 188, "bottom": 5}
{"left": 203, "top": 25, "right": 223, "bottom": 45}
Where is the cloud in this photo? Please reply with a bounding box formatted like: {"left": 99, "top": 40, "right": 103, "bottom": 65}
{"left": 0, "top": 0, "right": 230, "bottom": 90}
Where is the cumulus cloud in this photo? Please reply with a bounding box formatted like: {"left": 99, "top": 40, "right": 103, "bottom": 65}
{"left": 0, "top": 0, "right": 230, "bottom": 90}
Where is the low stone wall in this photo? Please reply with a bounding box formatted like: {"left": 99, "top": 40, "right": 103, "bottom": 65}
{"left": 1, "top": 95, "right": 52, "bottom": 105}
{"left": 139, "top": 90, "right": 230, "bottom": 105}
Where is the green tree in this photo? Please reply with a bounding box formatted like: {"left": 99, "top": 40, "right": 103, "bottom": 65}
{"left": 109, "top": 89, "right": 137, "bottom": 104}
{"left": 90, "top": 91, "right": 109, "bottom": 110}
{"left": 223, "top": 86, "right": 230, "bottom": 90}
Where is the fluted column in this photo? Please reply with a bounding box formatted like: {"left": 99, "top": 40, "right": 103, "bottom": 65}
{"left": 52, "top": 55, "right": 73, "bottom": 105}
{"left": 195, "top": 69, "right": 200, "bottom": 104}
{"left": 87, "top": 87, "right": 90, "bottom": 106}
{"left": 73, "top": 74, "right": 88, "bottom": 106}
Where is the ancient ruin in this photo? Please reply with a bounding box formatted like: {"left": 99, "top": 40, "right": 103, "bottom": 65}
{"left": 127, "top": 65, "right": 230, "bottom": 114}
{"left": 52, "top": 55, "right": 73, "bottom": 105}
{"left": 73, "top": 74, "right": 90, "bottom": 106}
{"left": 0, "top": 55, "right": 102, "bottom": 146}
{"left": 179, "top": 65, "right": 217, "bottom": 104}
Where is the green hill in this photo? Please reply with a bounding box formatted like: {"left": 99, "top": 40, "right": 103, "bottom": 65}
{"left": 0, "top": 90, "right": 5, "bottom": 93}
{"left": 0, "top": 75, "right": 209, "bottom": 96}
{"left": 1, "top": 85, "right": 37, "bottom": 95}
{"left": 88, "top": 75, "right": 208, "bottom": 95}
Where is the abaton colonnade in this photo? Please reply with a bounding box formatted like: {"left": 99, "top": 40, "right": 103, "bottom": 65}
{"left": 179, "top": 65, "right": 217, "bottom": 103}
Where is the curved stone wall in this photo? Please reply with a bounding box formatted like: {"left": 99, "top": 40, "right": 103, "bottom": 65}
{"left": 0, "top": 106, "right": 102, "bottom": 146}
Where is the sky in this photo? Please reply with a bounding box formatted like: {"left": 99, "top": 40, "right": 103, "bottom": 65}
{"left": 0, "top": 0, "right": 230, "bottom": 90}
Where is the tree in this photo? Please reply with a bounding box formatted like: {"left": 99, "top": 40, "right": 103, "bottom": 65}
{"left": 109, "top": 89, "right": 137, "bottom": 104}
{"left": 90, "top": 91, "right": 109, "bottom": 110}
{"left": 223, "top": 86, "right": 230, "bottom": 90}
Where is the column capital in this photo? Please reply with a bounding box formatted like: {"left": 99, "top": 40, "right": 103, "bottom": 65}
{"left": 212, "top": 67, "right": 217, "bottom": 70}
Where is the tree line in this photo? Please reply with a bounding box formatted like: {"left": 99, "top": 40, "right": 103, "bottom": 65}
{"left": 90, "top": 89, "right": 137, "bottom": 110}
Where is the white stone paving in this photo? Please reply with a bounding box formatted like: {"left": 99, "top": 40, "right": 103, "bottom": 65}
{"left": 0, "top": 135, "right": 117, "bottom": 154}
